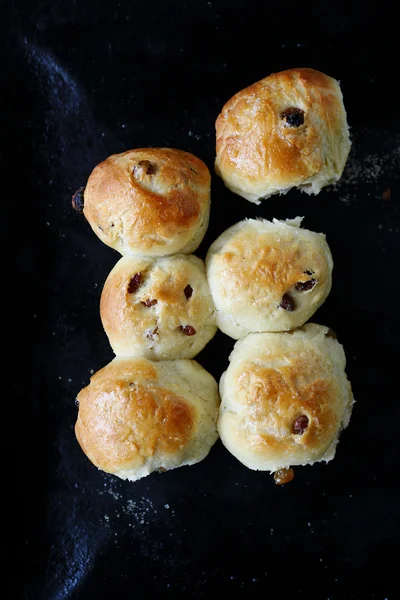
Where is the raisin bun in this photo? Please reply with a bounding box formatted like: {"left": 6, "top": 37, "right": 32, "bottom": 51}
{"left": 75, "top": 357, "right": 220, "bottom": 481}
{"left": 100, "top": 254, "right": 217, "bottom": 360}
{"left": 206, "top": 217, "right": 333, "bottom": 338}
{"left": 215, "top": 68, "right": 351, "bottom": 204}
{"left": 218, "top": 324, "right": 354, "bottom": 481}
{"left": 77, "top": 148, "right": 210, "bottom": 256}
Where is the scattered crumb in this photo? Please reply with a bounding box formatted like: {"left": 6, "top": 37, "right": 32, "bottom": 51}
{"left": 382, "top": 188, "right": 391, "bottom": 201}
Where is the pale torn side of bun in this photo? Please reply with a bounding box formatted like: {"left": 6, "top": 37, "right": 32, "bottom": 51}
{"left": 100, "top": 254, "right": 217, "bottom": 360}
{"left": 83, "top": 147, "right": 211, "bottom": 256}
{"left": 206, "top": 217, "right": 333, "bottom": 338}
{"left": 218, "top": 324, "right": 354, "bottom": 474}
{"left": 75, "top": 357, "right": 220, "bottom": 481}
{"left": 215, "top": 68, "right": 351, "bottom": 203}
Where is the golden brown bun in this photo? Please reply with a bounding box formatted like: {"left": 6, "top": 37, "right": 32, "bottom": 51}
{"left": 83, "top": 148, "right": 211, "bottom": 255}
{"left": 75, "top": 357, "right": 220, "bottom": 481}
{"left": 206, "top": 217, "right": 333, "bottom": 338}
{"left": 218, "top": 324, "right": 354, "bottom": 472}
{"left": 100, "top": 254, "right": 217, "bottom": 360}
{"left": 215, "top": 68, "right": 351, "bottom": 203}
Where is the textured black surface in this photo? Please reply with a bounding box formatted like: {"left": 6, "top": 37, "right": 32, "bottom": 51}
{"left": 8, "top": 1, "right": 399, "bottom": 598}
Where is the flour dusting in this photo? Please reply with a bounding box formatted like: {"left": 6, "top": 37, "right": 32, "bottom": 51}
{"left": 332, "top": 128, "right": 399, "bottom": 205}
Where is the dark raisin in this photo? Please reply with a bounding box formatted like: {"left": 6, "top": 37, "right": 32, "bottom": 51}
{"left": 111, "top": 223, "right": 115, "bottom": 227}
{"left": 292, "top": 415, "right": 309, "bottom": 435}
{"left": 147, "top": 327, "right": 158, "bottom": 341}
{"left": 71, "top": 186, "right": 85, "bottom": 213}
{"left": 325, "top": 328, "right": 337, "bottom": 339}
{"left": 279, "top": 293, "right": 295, "bottom": 311}
{"left": 274, "top": 468, "right": 295, "bottom": 485}
{"left": 184, "top": 285, "right": 193, "bottom": 299}
{"left": 127, "top": 273, "right": 142, "bottom": 293}
{"left": 179, "top": 325, "right": 196, "bottom": 336}
{"left": 134, "top": 160, "right": 156, "bottom": 175}
{"left": 295, "top": 278, "right": 317, "bottom": 292}
{"left": 141, "top": 299, "right": 158, "bottom": 307}
{"left": 304, "top": 270, "right": 314, "bottom": 276}
{"left": 280, "top": 107, "right": 305, "bottom": 127}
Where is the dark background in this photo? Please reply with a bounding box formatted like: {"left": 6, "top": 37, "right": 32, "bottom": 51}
{"left": 6, "top": 0, "right": 399, "bottom": 598}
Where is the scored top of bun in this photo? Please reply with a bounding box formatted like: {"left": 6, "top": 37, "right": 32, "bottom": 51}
{"left": 83, "top": 148, "right": 211, "bottom": 256}
{"left": 75, "top": 357, "right": 220, "bottom": 481}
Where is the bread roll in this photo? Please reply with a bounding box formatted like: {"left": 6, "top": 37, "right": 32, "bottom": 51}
{"left": 80, "top": 148, "right": 211, "bottom": 256}
{"left": 215, "top": 68, "right": 351, "bottom": 203}
{"left": 218, "top": 324, "right": 354, "bottom": 477}
{"left": 100, "top": 254, "right": 217, "bottom": 360}
{"left": 206, "top": 217, "right": 333, "bottom": 338}
{"left": 75, "top": 357, "right": 220, "bottom": 481}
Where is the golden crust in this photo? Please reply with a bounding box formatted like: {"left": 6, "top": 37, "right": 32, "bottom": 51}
{"left": 75, "top": 357, "right": 220, "bottom": 480}
{"left": 206, "top": 218, "right": 333, "bottom": 337}
{"left": 100, "top": 254, "right": 217, "bottom": 359}
{"left": 215, "top": 68, "right": 351, "bottom": 203}
{"left": 83, "top": 148, "right": 211, "bottom": 255}
{"left": 218, "top": 324, "right": 354, "bottom": 472}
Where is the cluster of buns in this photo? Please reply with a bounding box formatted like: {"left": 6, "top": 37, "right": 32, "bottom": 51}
{"left": 74, "top": 148, "right": 220, "bottom": 481}
{"left": 73, "top": 68, "right": 354, "bottom": 485}
{"left": 207, "top": 217, "right": 354, "bottom": 483}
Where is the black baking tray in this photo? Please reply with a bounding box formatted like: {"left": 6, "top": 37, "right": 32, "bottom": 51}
{"left": 8, "top": 1, "right": 399, "bottom": 598}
